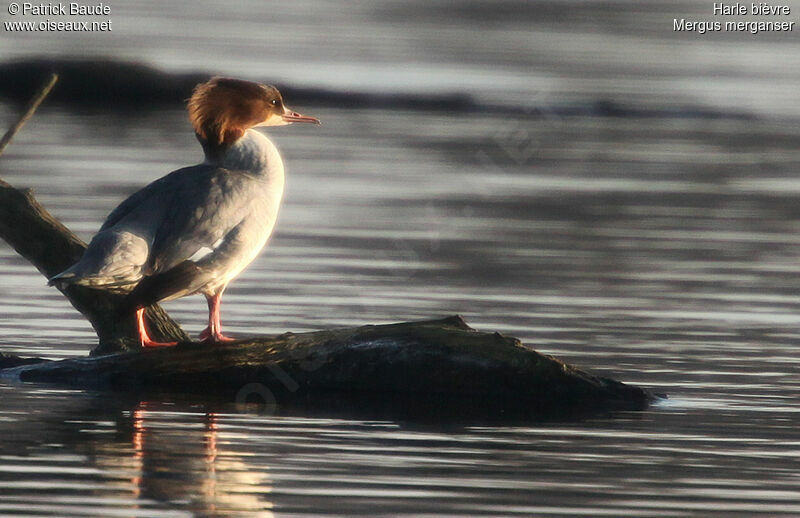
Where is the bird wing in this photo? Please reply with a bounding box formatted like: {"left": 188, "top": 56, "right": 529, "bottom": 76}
{"left": 118, "top": 220, "right": 256, "bottom": 313}
{"left": 115, "top": 166, "right": 271, "bottom": 312}
{"left": 145, "top": 165, "right": 262, "bottom": 275}
{"left": 99, "top": 166, "right": 194, "bottom": 232}
{"left": 50, "top": 167, "right": 201, "bottom": 290}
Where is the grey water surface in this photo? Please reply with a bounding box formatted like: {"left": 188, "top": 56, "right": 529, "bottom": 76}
{"left": 1, "top": 1, "right": 800, "bottom": 516}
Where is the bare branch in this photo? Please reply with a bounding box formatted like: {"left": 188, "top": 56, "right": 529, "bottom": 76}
{"left": 0, "top": 73, "right": 58, "bottom": 158}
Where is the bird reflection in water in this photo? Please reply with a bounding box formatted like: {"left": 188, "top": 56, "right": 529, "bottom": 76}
{"left": 113, "top": 400, "right": 275, "bottom": 517}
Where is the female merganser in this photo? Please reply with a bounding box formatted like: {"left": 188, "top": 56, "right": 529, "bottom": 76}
{"left": 49, "top": 77, "right": 319, "bottom": 347}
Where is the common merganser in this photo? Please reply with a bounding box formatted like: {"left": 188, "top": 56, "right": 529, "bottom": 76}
{"left": 49, "top": 77, "right": 320, "bottom": 347}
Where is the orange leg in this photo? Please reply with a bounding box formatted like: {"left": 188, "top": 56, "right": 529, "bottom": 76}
{"left": 198, "top": 291, "right": 235, "bottom": 343}
{"left": 136, "top": 307, "right": 177, "bottom": 348}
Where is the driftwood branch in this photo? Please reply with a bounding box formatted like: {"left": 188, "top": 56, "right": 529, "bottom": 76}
{"left": 0, "top": 75, "right": 188, "bottom": 352}
{"left": 0, "top": 316, "right": 653, "bottom": 417}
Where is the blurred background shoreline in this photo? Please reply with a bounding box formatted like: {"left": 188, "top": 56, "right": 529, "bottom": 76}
{"left": 5, "top": 1, "right": 800, "bottom": 119}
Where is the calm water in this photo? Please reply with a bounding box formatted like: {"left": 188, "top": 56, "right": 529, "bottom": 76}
{"left": 2, "top": 1, "right": 800, "bottom": 516}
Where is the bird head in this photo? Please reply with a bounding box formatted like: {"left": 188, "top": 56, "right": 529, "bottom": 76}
{"left": 188, "top": 77, "right": 319, "bottom": 148}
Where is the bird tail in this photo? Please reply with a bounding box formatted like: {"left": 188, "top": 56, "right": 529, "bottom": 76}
{"left": 49, "top": 266, "right": 138, "bottom": 294}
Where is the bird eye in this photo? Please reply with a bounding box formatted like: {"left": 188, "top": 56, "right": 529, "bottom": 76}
{"left": 271, "top": 99, "right": 279, "bottom": 106}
